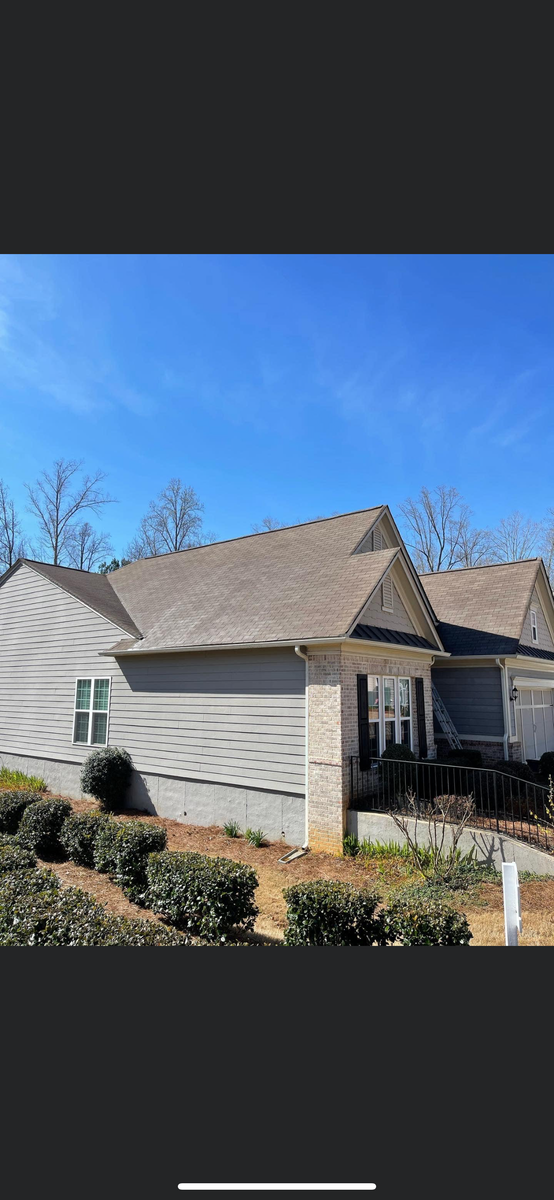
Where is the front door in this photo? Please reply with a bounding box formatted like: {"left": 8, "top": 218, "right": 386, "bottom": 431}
{"left": 517, "top": 688, "right": 554, "bottom": 760}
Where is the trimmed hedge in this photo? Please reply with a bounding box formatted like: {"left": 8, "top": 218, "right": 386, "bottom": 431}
{"left": 382, "top": 887, "right": 472, "bottom": 945}
{"left": 60, "top": 811, "right": 112, "bottom": 868}
{"left": 538, "top": 751, "right": 554, "bottom": 780}
{"left": 17, "top": 799, "right": 72, "bottom": 857}
{"left": 283, "top": 880, "right": 388, "bottom": 946}
{"left": 0, "top": 866, "right": 193, "bottom": 946}
{"left": 93, "top": 818, "right": 122, "bottom": 874}
{"left": 112, "top": 821, "right": 167, "bottom": 904}
{"left": 442, "top": 749, "right": 483, "bottom": 768}
{"left": 0, "top": 791, "right": 43, "bottom": 835}
{"left": 491, "top": 759, "right": 536, "bottom": 783}
{"left": 381, "top": 743, "right": 417, "bottom": 763}
{"left": 80, "top": 746, "right": 133, "bottom": 811}
{"left": 0, "top": 836, "right": 37, "bottom": 875}
{"left": 146, "top": 850, "right": 259, "bottom": 941}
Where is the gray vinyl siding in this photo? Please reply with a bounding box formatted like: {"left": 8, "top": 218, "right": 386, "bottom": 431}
{"left": 431, "top": 666, "right": 504, "bottom": 737}
{"left": 521, "top": 589, "right": 554, "bottom": 651}
{"left": 357, "top": 582, "right": 415, "bottom": 634}
{"left": 109, "top": 649, "right": 305, "bottom": 793}
{"left": 0, "top": 562, "right": 306, "bottom": 795}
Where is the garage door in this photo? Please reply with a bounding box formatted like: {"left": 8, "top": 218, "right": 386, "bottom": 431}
{"left": 517, "top": 688, "right": 554, "bottom": 760}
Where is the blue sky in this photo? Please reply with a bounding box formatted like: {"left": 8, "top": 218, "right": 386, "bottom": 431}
{"left": 1, "top": 253, "right": 553, "bottom": 557}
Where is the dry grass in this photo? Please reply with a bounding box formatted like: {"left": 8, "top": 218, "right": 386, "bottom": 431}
{"left": 27, "top": 794, "right": 554, "bottom": 945}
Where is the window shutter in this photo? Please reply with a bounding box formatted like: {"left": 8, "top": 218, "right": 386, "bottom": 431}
{"left": 357, "top": 674, "right": 371, "bottom": 770}
{"left": 382, "top": 575, "right": 393, "bottom": 610}
{"left": 414, "top": 677, "right": 428, "bottom": 760}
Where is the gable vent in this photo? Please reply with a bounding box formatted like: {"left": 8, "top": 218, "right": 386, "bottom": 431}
{"left": 382, "top": 575, "right": 393, "bottom": 611}
{"left": 372, "top": 527, "right": 383, "bottom": 550}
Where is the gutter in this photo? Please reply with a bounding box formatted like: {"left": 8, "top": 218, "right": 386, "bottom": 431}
{"left": 294, "top": 644, "right": 310, "bottom": 849}
{"left": 99, "top": 635, "right": 449, "bottom": 659}
{"left": 496, "top": 658, "right": 511, "bottom": 760}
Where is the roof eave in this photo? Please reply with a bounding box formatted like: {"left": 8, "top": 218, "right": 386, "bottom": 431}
{"left": 99, "top": 635, "right": 450, "bottom": 658}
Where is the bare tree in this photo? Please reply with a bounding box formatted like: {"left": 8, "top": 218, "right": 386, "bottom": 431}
{"left": 398, "top": 485, "right": 486, "bottom": 573}
{"left": 251, "top": 516, "right": 287, "bottom": 533}
{"left": 66, "top": 522, "right": 114, "bottom": 572}
{"left": 0, "top": 480, "right": 26, "bottom": 572}
{"left": 540, "top": 508, "right": 554, "bottom": 585}
{"left": 25, "top": 459, "right": 115, "bottom": 567}
{"left": 489, "top": 511, "right": 541, "bottom": 563}
{"left": 125, "top": 479, "right": 208, "bottom": 561}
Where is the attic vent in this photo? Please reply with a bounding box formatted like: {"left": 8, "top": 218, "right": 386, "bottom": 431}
{"left": 531, "top": 609, "right": 538, "bottom": 643}
{"left": 382, "top": 575, "right": 393, "bottom": 611}
{"left": 372, "top": 527, "right": 383, "bottom": 550}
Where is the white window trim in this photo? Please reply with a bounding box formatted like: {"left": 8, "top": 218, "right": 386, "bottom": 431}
{"left": 367, "top": 675, "right": 412, "bottom": 758}
{"left": 530, "top": 609, "right": 538, "bottom": 643}
{"left": 73, "top": 676, "right": 112, "bottom": 747}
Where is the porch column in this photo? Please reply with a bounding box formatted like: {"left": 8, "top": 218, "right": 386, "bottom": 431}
{"left": 306, "top": 651, "right": 344, "bottom": 854}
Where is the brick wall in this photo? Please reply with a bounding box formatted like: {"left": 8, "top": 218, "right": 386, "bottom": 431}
{"left": 306, "top": 645, "right": 436, "bottom": 854}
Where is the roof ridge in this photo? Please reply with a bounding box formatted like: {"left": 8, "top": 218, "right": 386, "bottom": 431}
{"left": 112, "top": 505, "right": 385, "bottom": 571}
{"left": 420, "top": 558, "right": 541, "bottom": 577}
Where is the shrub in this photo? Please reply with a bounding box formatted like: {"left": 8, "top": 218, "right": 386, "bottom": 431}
{"left": 0, "top": 836, "right": 37, "bottom": 874}
{"left": 92, "top": 818, "right": 122, "bottom": 873}
{"left": 443, "top": 749, "right": 483, "bottom": 768}
{"left": 0, "top": 867, "right": 191, "bottom": 946}
{"left": 17, "top": 799, "right": 72, "bottom": 857}
{"left": 381, "top": 742, "right": 417, "bottom": 763}
{"left": 0, "top": 791, "right": 44, "bottom": 834}
{"left": 147, "top": 850, "right": 259, "bottom": 941}
{"left": 491, "top": 759, "right": 536, "bottom": 783}
{"left": 283, "top": 880, "right": 388, "bottom": 946}
{"left": 223, "top": 820, "right": 240, "bottom": 838}
{"left": 382, "top": 886, "right": 472, "bottom": 945}
{"left": 80, "top": 746, "right": 133, "bottom": 811}
{"left": 538, "top": 752, "right": 554, "bottom": 780}
{"left": 0, "top": 766, "right": 46, "bottom": 792}
{"left": 110, "top": 821, "right": 167, "bottom": 903}
{"left": 60, "top": 811, "right": 113, "bottom": 868}
{"left": 343, "top": 833, "right": 360, "bottom": 857}
{"left": 245, "top": 827, "right": 266, "bottom": 847}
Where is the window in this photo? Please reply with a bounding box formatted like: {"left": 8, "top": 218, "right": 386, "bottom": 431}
{"left": 367, "top": 676, "right": 380, "bottom": 758}
{"left": 73, "top": 677, "right": 111, "bottom": 746}
{"left": 381, "top": 575, "right": 393, "bottom": 611}
{"left": 364, "top": 675, "right": 412, "bottom": 755}
{"left": 531, "top": 609, "right": 538, "bottom": 643}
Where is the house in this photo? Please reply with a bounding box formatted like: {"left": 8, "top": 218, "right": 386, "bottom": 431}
{"left": 0, "top": 506, "right": 446, "bottom": 853}
{"left": 420, "top": 559, "right": 554, "bottom": 766}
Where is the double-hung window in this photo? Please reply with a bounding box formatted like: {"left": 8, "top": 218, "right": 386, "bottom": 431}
{"left": 73, "top": 677, "right": 111, "bottom": 746}
{"left": 365, "top": 675, "right": 412, "bottom": 757}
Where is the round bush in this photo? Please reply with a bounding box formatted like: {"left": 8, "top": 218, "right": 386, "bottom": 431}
{"left": 112, "top": 820, "right": 167, "bottom": 903}
{"left": 60, "top": 811, "right": 112, "bottom": 868}
{"left": 0, "top": 837, "right": 37, "bottom": 875}
{"left": 80, "top": 746, "right": 133, "bottom": 811}
{"left": 381, "top": 743, "right": 417, "bottom": 762}
{"left": 92, "top": 818, "right": 121, "bottom": 873}
{"left": 147, "top": 850, "right": 259, "bottom": 941}
{"left": 441, "top": 749, "right": 483, "bottom": 768}
{"left": 0, "top": 791, "right": 44, "bottom": 835}
{"left": 17, "top": 799, "right": 72, "bottom": 857}
{"left": 491, "top": 759, "right": 536, "bottom": 783}
{"left": 538, "top": 751, "right": 554, "bottom": 780}
{"left": 283, "top": 879, "right": 388, "bottom": 946}
{"left": 383, "top": 887, "right": 472, "bottom": 945}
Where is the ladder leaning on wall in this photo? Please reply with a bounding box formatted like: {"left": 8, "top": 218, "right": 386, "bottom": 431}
{"left": 431, "top": 683, "right": 463, "bottom": 750}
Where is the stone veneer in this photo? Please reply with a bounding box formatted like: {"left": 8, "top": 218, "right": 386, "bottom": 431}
{"left": 307, "top": 644, "right": 436, "bottom": 854}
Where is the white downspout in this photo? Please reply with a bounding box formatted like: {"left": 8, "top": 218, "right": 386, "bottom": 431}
{"left": 496, "top": 658, "right": 510, "bottom": 760}
{"left": 294, "top": 644, "right": 309, "bottom": 848}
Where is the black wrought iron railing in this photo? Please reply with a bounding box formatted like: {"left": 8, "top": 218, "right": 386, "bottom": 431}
{"left": 349, "top": 756, "right": 553, "bottom": 853}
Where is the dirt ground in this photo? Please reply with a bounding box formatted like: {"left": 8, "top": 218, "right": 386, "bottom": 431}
{"left": 38, "top": 796, "right": 554, "bottom": 946}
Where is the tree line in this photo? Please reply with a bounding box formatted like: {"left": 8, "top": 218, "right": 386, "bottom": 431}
{"left": 0, "top": 461, "right": 215, "bottom": 574}
{"left": 1, "top": 468, "right": 553, "bottom": 582}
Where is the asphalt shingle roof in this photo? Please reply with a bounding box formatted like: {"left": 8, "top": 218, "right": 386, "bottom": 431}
{"left": 20, "top": 560, "right": 142, "bottom": 638}
{"left": 419, "top": 560, "right": 541, "bottom": 656}
{"left": 106, "top": 507, "right": 396, "bottom": 651}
